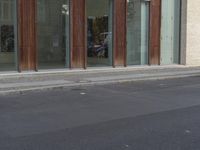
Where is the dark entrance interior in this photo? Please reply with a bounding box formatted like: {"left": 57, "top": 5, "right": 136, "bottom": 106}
{"left": 86, "top": 0, "right": 112, "bottom": 67}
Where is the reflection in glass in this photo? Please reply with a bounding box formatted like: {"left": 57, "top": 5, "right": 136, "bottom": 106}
{"left": 0, "top": 0, "right": 17, "bottom": 71}
{"left": 87, "top": 0, "right": 113, "bottom": 67}
{"left": 37, "top": 0, "right": 69, "bottom": 69}
{"left": 127, "top": 0, "right": 149, "bottom": 65}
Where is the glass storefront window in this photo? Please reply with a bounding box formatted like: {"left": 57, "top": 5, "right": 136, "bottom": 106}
{"left": 87, "top": 0, "right": 113, "bottom": 67}
{"left": 37, "top": 0, "right": 70, "bottom": 69}
{"left": 127, "top": 0, "right": 149, "bottom": 65}
{"left": 160, "top": 0, "right": 181, "bottom": 65}
{"left": 0, "top": 0, "right": 17, "bottom": 71}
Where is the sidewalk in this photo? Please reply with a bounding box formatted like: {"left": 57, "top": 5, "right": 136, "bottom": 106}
{"left": 0, "top": 65, "right": 200, "bottom": 95}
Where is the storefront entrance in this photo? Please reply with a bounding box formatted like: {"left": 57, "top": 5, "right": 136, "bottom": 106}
{"left": 127, "top": 0, "right": 150, "bottom": 65}
{"left": 0, "top": 0, "right": 182, "bottom": 73}
{"left": 37, "top": 0, "right": 70, "bottom": 69}
{"left": 160, "top": 0, "right": 181, "bottom": 65}
{"left": 86, "top": 0, "right": 113, "bottom": 67}
{"left": 0, "top": 0, "right": 17, "bottom": 71}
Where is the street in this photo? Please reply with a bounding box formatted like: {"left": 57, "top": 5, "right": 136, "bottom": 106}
{"left": 1, "top": 76, "right": 200, "bottom": 150}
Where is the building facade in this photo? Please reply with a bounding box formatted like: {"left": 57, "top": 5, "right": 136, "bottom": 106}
{"left": 0, "top": 0, "right": 198, "bottom": 73}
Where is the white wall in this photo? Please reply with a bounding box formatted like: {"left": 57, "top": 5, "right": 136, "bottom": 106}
{"left": 185, "top": 0, "right": 200, "bottom": 66}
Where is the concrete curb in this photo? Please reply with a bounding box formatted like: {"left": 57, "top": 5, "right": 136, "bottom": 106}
{"left": 0, "top": 65, "right": 195, "bottom": 79}
{"left": 0, "top": 71, "right": 199, "bottom": 96}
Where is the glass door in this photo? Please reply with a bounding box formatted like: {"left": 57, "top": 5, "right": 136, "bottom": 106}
{"left": 0, "top": 0, "right": 17, "bottom": 71}
{"left": 127, "top": 0, "right": 149, "bottom": 65}
{"left": 160, "top": 0, "right": 181, "bottom": 65}
{"left": 86, "top": 0, "right": 113, "bottom": 67}
{"left": 37, "top": 0, "right": 70, "bottom": 69}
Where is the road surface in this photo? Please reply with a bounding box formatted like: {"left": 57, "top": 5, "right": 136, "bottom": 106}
{"left": 1, "top": 76, "right": 200, "bottom": 150}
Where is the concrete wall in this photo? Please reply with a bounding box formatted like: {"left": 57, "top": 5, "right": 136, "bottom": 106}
{"left": 185, "top": 0, "right": 200, "bottom": 66}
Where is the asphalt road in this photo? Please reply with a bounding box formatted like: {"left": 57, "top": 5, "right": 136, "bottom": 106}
{"left": 1, "top": 76, "right": 200, "bottom": 150}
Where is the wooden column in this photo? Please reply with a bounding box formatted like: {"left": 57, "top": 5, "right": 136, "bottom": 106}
{"left": 18, "top": 0, "right": 37, "bottom": 71}
{"left": 113, "top": 0, "right": 127, "bottom": 67}
{"left": 149, "top": 0, "right": 161, "bottom": 65}
{"left": 70, "top": 0, "right": 86, "bottom": 69}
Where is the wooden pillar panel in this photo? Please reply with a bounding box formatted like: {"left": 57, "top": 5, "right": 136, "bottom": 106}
{"left": 18, "top": 0, "right": 37, "bottom": 71}
{"left": 149, "top": 0, "right": 161, "bottom": 65}
{"left": 70, "top": 0, "right": 86, "bottom": 68}
{"left": 113, "top": 0, "right": 127, "bottom": 67}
